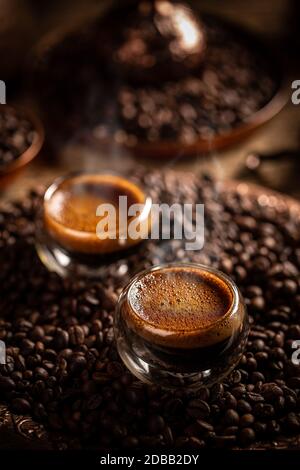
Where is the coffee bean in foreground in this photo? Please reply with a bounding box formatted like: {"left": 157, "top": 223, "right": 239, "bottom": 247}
{"left": 115, "top": 263, "right": 249, "bottom": 388}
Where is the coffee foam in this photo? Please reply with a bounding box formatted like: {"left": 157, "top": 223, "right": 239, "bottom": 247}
{"left": 124, "top": 266, "right": 244, "bottom": 349}
{"left": 44, "top": 174, "right": 148, "bottom": 254}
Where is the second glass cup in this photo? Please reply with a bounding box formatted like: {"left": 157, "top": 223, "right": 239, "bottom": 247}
{"left": 36, "top": 172, "right": 152, "bottom": 277}
{"left": 114, "top": 263, "right": 249, "bottom": 389}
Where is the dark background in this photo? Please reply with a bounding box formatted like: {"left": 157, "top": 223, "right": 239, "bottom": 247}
{"left": 1, "top": 0, "right": 300, "bottom": 200}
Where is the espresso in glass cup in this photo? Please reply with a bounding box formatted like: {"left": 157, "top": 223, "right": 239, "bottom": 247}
{"left": 115, "top": 263, "right": 249, "bottom": 389}
{"left": 36, "top": 172, "right": 152, "bottom": 277}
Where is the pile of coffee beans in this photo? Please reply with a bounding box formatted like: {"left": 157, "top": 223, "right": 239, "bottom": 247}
{"left": 107, "top": 19, "right": 276, "bottom": 145}
{"left": 97, "top": 0, "right": 207, "bottom": 84}
{"left": 36, "top": 17, "right": 277, "bottom": 146}
{"left": 0, "top": 171, "right": 300, "bottom": 450}
{"left": 0, "top": 108, "right": 35, "bottom": 170}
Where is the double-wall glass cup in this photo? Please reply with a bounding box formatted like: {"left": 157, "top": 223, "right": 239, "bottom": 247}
{"left": 36, "top": 172, "right": 152, "bottom": 277}
{"left": 115, "top": 263, "right": 249, "bottom": 389}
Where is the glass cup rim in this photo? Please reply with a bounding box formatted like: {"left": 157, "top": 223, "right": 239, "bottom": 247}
{"left": 120, "top": 262, "right": 242, "bottom": 334}
{"left": 43, "top": 170, "right": 152, "bottom": 238}
{"left": 44, "top": 169, "right": 148, "bottom": 203}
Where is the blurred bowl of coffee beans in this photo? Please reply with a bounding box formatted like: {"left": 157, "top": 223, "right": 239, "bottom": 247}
{"left": 31, "top": 1, "right": 287, "bottom": 159}
{"left": 0, "top": 105, "right": 44, "bottom": 189}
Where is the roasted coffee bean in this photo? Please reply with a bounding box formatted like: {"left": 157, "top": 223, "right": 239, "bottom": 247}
{"left": 253, "top": 403, "right": 275, "bottom": 419}
{"left": 30, "top": 326, "right": 45, "bottom": 342}
{"left": 42, "top": 360, "right": 55, "bottom": 372}
{"left": 84, "top": 294, "right": 100, "bottom": 306}
{"left": 237, "top": 400, "right": 252, "bottom": 414}
{"left": 69, "top": 355, "right": 87, "bottom": 375}
{"left": 213, "top": 435, "right": 236, "bottom": 447}
{"left": 91, "top": 372, "right": 111, "bottom": 384}
{"left": 231, "top": 385, "right": 246, "bottom": 398}
{"left": 91, "top": 320, "right": 103, "bottom": 334}
{"left": 247, "top": 392, "right": 264, "bottom": 403}
{"left": 185, "top": 437, "right": 206, "bottom": 448}
{"left": 85, "top": 394, "right": 103, "bottom": 411}
{"left": 229, "top": 370, "right": 242, "bottom": 385}
{"left": 185, "top": 422, "right": 203, "bottom": 437}
{"left": 251, "top": 340, "right": 265, "bottom": 352}
{"left": 239, "top": 427, "right": 256, "bottom": 445}
{"left": 267, "top": 419, "right": 280, "bottom": 435}
{"left": 53, "top": 329, "right": 69, "bottom": 350}
{"left": 287, "top": 377, "right": 300, "bottom": 389}
{"left": 285, "top": 413, "right": 300, "bottom": 432}
{"left": 287, "top": 325, "right": 300, "bottom": 339}
{"left": 124, "top": 389, "right": 140, "bottom": 406}
{"left": 246, "top": 357, "right": 257, "bottom": 371}
{"left": 240, "top": 414, "right": 255, "bottom": 428}
{"left": 187, "top": 399, "right": 210, "bottom": 419}
{"left": 195, "top": 419, "right": 214, "bottom": 433}
{"left": 35, "top": 367, "right": 49, "bottom": 380}
{"left": 164, "top": 398, "right": 184, "bottom": 417}
{"left": 224, "top": 392, "right": 237, "bottom": 409}
{"left": 162, "top": 426, "right": 174, "bottom": 446}
{"left": 223, "top": 409, "right": 239, "bottom": 426}
{"left": 220, "top": 258, "right": 233, "bottom": 274}
{"left": 33, "top": 402, "right": 47, "bottom": 421}
{"left": 23, "top": 370, "right": 33, "bottom": 380}
{"left": 68, "top": 326, "right": 85, "bottom": 345}
{"left": 254, "top": 421, "right": 267, "bottom": 435}
{"left": 211, "top": 383, "right": 224, "bottom": 401}
{"left": 223, "top": 426, "right": 238, "bottom": 436}
{"left": 0, "top": 376, "right": 15, "bottom": 393}
{"left": 250, "top": 296, "right": 265, "bottom": 311}
{"left": 11, "top": 371, "right": 22, "bottom": 381}
{"left": 27, "top": 355, "right": 41, "bottom": 369}
{"left": 20, "top": 339, "right": 35, "bottom": 355}
{"left": 122, "top": 436, "right": 139, "bottom": 448}
{"left": 197, "top": 387, "right": 210, "bottom": 402}
{"left": 44, "top": 349, "right": 57, "bottom": 361}
{"left": 35, "top": 340, "right": 44, "bottom": 353}
{"left": 11, "top": 398, "right": 31, "bottom": 414}
{"left": 261, "top": 383, "right": 283, "bottom": 401}
{"left": 251, "top": 372, "right": 265, "bottom": 383}
{"left": 255, "top": 352, "right": 269, "bottom": 364}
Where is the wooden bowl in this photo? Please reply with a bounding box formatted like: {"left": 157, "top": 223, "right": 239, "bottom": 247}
{"left": 121, "top": 17, "right": 288, "bottom": 159}
{"left": 31, "top": 13, "right": 287, "bottom": 160}
{"left": 124, "top": 86, "right": 288, "bottom": 159}
{"left": 0, "top": 104, "right": 45, "bottom": 189}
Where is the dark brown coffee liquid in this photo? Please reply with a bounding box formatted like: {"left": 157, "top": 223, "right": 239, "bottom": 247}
{"left": 118, "top": 264, "right": 248, "bottom": 380}
{"left": 44, "top": 174, "right": 148, "bottom": 254}
{"left": 127, "top": 265, "right": 235, "bottom": 350}
{"left": 130, "top": 267, "right": 232, "bottom": 332}
{"left": 45, "top": 174, "right": 144, "bottom": 234}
